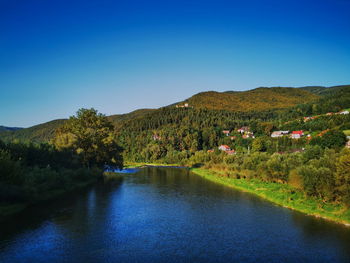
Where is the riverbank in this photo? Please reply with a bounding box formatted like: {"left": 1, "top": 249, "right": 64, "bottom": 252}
{"left": 191, "top": 168, "right": 350, "bottom": 226}
{"left": 124, "top": 162, "right": 185, "bottom": 168}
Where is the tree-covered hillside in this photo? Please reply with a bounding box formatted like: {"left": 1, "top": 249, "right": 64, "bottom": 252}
{"left": 180, "top": 87, "right": 318, "bottom": 111}
{"left": 0, "top": 119, "right": 66, "bottom": 143}
{"left": 1, "top": 85, "right": 349, "bottom": 144}
{"left": 108, "top": 109, "right": 156, "bottom": 123}
{"left": 301, "top": 85, "right": 350, "bottom": 96}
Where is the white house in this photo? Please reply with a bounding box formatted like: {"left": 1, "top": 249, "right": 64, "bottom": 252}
{"left": 271, "top": 131, "right": 289, "bottom": 138}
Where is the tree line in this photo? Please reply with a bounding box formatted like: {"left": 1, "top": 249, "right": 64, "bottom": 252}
{"left": 0, "top": 109, "right": 123, "bottom": 215}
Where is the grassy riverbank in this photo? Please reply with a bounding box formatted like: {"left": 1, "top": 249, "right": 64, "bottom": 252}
{"left": 191, "top": 168, "right": 350, "bottom": 226}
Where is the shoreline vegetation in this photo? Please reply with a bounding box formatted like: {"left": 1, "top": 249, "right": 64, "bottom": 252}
{"left": 125, "top": 163, "right": 350, "bottom": 226}
{"left": 191, "top": 167, "right": 350, "bottom": 226}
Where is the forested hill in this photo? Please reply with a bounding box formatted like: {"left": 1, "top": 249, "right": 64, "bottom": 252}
{"left": 0, "top": 109, "right": 155, "bottom": 143}
{"left": 1, "top": 85, "right": 349, "bottom": 143}
{"left": 178, "top": 87, "right": 318, "bottom": 111}
{"left": 300, "top": 85, "right": 350, "bottom": 95}
{"left": 0, "top": 119, "right": 66, "bottom": 143}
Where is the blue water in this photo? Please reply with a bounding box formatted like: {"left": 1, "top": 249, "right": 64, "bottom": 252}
{"left": 0, "top": 167, "right": 349, "bottom": 263}
{"left": 106, "top": 168, "right": 140, "bottom": 174}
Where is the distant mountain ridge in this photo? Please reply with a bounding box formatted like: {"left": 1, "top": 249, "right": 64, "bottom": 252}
{"left": 1, "top": 85, "right": 349, "bottom": 143}
{"left": 0, "top": 126, "right": 22, "bottom": 132}
{"left": 300, "top": 85, "right": 350, "bottom": 95}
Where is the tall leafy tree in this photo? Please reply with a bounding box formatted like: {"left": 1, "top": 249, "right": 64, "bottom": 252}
{"left": 52, "top": 108, "right": 123, "bottom": 168}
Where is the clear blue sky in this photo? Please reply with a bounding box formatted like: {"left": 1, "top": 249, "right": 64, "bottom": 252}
{"left": 1, "top": 0, "right": 350, "bottom": 127}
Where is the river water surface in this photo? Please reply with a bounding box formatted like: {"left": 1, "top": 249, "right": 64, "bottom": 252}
{"left": 0, "top": 167, "right": 350, "bottom": 263}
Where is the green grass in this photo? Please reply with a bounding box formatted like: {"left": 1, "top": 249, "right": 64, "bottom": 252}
{"left": 191, "top": 168, "right": 350, "bottom": 226}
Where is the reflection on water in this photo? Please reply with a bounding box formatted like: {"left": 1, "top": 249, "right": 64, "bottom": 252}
{"left": 0, "top": 167, "right": 349, "bottom": 263}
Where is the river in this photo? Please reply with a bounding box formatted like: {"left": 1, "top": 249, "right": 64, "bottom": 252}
{"left": 0, "top": 167, "right": 349, "bottom": 263}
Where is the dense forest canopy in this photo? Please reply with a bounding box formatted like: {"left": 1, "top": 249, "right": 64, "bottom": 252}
{"left": 181, "top": 87, "right": 319, "bottom": 112}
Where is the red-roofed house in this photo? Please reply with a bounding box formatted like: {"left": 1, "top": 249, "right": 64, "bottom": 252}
{"left": 291, "top": 130, "right": 304, "bottom": 139}
{"left": 218, "top": 145, "right": 231, "bottom": 151}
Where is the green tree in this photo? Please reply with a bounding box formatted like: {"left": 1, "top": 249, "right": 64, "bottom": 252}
{"left": 0, "top": 150, "right": 22, "bottom": 184}
{"left": 335, "top": 149, "right": 350, "bottom": 205}
{"left": 252, "top": 137, "right": 266, "bottom": 152}
{"left": 52, "top": 108, "right": 123, "bottom": 168}
{"left": 311, "top": 129, "right": 347, "bottom": 149}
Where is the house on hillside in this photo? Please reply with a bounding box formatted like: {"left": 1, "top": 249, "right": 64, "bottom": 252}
{"left": 271, "top": 131, "right": 289, "bottom": 138}
{"left": 218, "top": 145, "right": 231, "bottom": 151}
{"left": 237, "top": 126, "right": 249, "bottom": 134}
{"left": 176, "top": 103, "right": 190, "bottom": 108}
{"left": 207, "top": 149, "right": 214, "bottom": 153}
{"left": 291, "top": 130, "right": 304, "bottom": 139}
{"left": 222, "top": 130, "right": 230, "bottom": 136}
{"left": 340, "top": 110, "right": 349, "bottom": 115}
